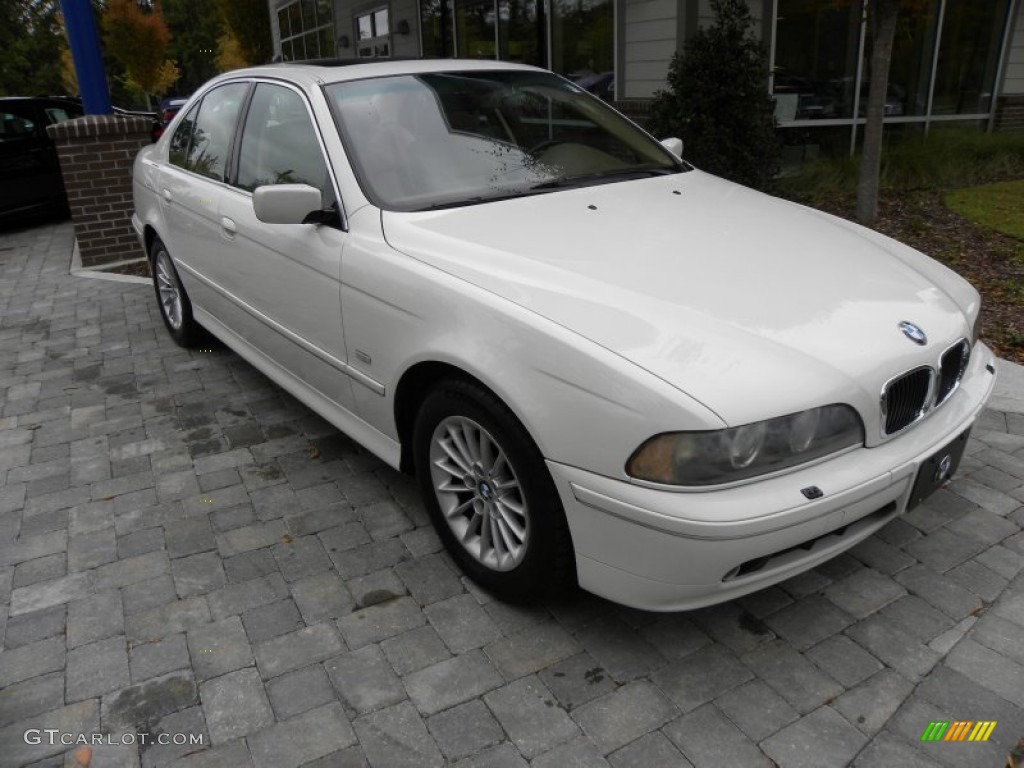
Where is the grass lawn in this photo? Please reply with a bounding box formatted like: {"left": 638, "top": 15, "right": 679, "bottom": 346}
{"left": 945, "top": 179, "right": 1024, "bottom": 241}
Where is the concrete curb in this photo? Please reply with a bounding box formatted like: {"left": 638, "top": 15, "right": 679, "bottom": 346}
{"left": 69, "top": 238, "right": 150, "bottom": 286}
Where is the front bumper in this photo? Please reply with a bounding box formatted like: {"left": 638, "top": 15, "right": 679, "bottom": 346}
{"left": 550, "top": 344, "right": 998, "bottom": 611}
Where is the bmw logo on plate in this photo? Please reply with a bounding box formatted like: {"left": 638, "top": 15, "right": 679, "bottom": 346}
{"left": 899, "top": 321, "right": 927, "bottom": 346}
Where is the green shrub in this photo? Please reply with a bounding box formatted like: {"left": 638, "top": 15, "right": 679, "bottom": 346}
{"left": 647, "top": 0, "right": 780, "bottom": 192}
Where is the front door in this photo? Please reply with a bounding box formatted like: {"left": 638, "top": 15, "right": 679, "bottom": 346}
{"left": 218, "top": 81, "right": 354, "bottom": 412}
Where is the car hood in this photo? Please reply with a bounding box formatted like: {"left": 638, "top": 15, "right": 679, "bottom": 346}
{"left": 381, "top": 171, "right": 978, "bottom": 427}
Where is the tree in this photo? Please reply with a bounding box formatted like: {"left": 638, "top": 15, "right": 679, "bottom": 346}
{"left": 647, "top": 0, "right": 780, "bottom": 192}
{"left": 216, "top": 29, "right": 249, "bottom": 73}
{"left": 162, "top": 0, "right": 223, "bottom": 93}
{"left": 217, "top": 0, "right": 272, "bottom": 66}
{"left": 855, "top": 0, "right": 929, "bottom": 226}
{"left": 0, "top": 0, "right": 65, "bottom": 96}
{"left": 102, "top": 0, "right": 179, "bottom": 109}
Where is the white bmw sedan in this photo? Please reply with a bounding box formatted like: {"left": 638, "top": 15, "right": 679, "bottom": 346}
{"left": 132, "top": 59, "right": 996, "bottom": 611}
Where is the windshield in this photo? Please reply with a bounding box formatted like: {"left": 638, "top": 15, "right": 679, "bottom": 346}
{"left": 325, "top": 70, "right": 688, "bottom": 211}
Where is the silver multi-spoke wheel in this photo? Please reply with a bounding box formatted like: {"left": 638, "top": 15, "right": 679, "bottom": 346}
{"left": 429, "top": 415, "right": 529, "bottom": 571}
{"left": 150, "top": 238, "right": 199, "bottom": 348}
{"left": 155, "top": 250, "right": 183, "bottom": 331}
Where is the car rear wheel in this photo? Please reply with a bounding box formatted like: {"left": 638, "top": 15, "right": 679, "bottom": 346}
{"left": 151, "top": 237, "right": 201, "bottom": 347}
{"left": 413, "top": 379, "right": 575, "bottom": 602}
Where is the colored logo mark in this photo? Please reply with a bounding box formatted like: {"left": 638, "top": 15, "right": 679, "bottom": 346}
{"left": 921, "top": 721, "right": 997, "bottom": 742}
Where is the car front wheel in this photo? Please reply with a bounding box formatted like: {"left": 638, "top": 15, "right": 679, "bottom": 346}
{"left": 151, "top": 237, "right": 201, "bottom": 347}
{"left": 413, "top": 379, "right": 575, "bottom": 602}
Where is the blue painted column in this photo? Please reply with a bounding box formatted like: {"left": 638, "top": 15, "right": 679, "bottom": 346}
{"left": 60, "top": 0, "right": 112, "bottom": 114}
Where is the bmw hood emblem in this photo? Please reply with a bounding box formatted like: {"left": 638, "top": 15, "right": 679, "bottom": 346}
{"left": 899, "top": 321, "right": 927, "bottom": 346}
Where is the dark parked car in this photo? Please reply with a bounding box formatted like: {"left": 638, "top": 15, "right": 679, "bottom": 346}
{"left": 155, "top": 96, "right": 189, "bottom": 140}
{"left": 0, "top": 96, "right": 158, "bottom": 225}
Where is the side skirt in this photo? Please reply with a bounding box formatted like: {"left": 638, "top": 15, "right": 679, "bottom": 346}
{"left": 192, "top": 305, "right": 403, "bottom": 471}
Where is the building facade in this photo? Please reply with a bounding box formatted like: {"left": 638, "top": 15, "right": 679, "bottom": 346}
{"left": 267, "top": 0, "right": 1024, "bottom": 155}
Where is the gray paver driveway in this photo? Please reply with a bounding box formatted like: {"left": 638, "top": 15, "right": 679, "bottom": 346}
{"left": 1, "top": 221, "right": 1023, "bottom": 768}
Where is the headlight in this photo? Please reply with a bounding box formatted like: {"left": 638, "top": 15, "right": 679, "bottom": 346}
{"left": 626, "top": 404, "right": 864, "bottom": 486}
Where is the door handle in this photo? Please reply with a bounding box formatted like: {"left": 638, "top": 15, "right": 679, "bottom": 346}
{"left": 220, "top": 217, "right": 236, "bottom": 236}
{"left": 161, "top": 189, "right": 173, "bottom": 204}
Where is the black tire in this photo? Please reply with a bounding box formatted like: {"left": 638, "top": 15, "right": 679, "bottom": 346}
{"left": 150, "top": 237, "right": 202, "bottom": 348}
{"left": 413, "top": 378, "right": 575, "bottom": 602}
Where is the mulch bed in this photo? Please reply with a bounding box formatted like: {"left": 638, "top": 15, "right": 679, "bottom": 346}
{"left": 97, "top": 258, "right": 151, "bottom": 278}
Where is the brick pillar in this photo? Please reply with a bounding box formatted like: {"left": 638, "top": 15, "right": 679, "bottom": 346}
{"left": 45, "top": 115, "right": 153, "bottom": 268}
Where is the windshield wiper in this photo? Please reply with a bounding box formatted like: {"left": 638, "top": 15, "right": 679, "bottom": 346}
{"left": 413, "top": 190, "right": 546, "bottom": 211}
{"left": 529, "top": 167, "right": 678, "bottom": 191}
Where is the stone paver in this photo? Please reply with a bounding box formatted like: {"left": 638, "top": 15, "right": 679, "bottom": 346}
{"left": 2, "top": 222, "right": 1024, "bottom": 767}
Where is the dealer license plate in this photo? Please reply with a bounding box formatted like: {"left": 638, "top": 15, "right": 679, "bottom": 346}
{"left": 906, "top": 429, "right": 971, "bottom": 511}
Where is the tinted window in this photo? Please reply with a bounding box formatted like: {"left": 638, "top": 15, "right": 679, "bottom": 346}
{"left": 43, "top": 104, "right": 82, "bottom": 124}
{"left": 180, "top": 83, "right": 248, "bottom": 181}
{"left": 236, "top": 83, "right": 334, "bottom": 207}
{"left": 0, "top": 110, "right": 35, "bottom": 140}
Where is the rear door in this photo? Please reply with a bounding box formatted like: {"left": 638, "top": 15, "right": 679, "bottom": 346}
{"left": 157, "top": 82, "right": 249, "bottom": 309}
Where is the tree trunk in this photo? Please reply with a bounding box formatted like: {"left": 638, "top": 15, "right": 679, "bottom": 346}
{"left": 856, "top": 0, "right": 900, "bottom": 226}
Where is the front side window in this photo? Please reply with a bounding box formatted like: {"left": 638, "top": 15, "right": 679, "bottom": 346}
{"left": 236, "top": 83, "right": 336, "bottom": 209}
{"left": 326, "top": 70, "right": 685, "bottom": 210}
{"left": 182, "top": 83, "right": 248, "bottom": 181}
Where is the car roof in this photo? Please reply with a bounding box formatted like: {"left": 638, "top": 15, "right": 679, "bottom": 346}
{"left": 204, "top": 58, "right": 544, "bottom": 91}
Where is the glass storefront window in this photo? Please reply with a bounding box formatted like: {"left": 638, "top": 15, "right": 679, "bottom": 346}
{"left": 278, "top": 0, "right": 335, "bottom": 61}
{"left": 860, "top": 1, "right": 940, "bottom": 119}
{"left": 420, "top": 0, "right": 453, "bottom": 58}
{"left": 932, "top": 0, "right": 1011, "bottom": 115}
{"left": 550, "top": 0, "right": 612, "bottom": 79}
{"left": 302, "top": 0, "right": 317, "bottom": 30}
{"left": 498, "top": 0, "right": 541, "bottom": 67}
{"left": 356, "top": 7, "right": 391, "bottom": 57}
{"left": 417, "top": 0, "right": 610, "bottom": 81}
{"left": 456, "top": 0, "right": 498, "bottom": 59}
{"left": 780, "top": 125, "right": 853, "bottom": 169}
{"left": 773, "top": 0, "right": 862, "bottom": 121}
{"left": 358, "top": 14, "right": 373, "bottom": 39}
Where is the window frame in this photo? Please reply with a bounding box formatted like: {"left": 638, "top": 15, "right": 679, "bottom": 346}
{"left": 355, "top": 5, "right": 391, "bottom": 59}
{"left": 167, "top": 82, "right": 252, "bottom": 183}
{"left": 277, "top": 0, "right": 336, "bottom": 60}
{"left": 228, "top": 78, "right": 348, "bottom": 231}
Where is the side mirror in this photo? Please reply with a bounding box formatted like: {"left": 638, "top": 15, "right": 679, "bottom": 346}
{"left": 660, "top": 137, "right": 684, "bottom": 159}
{"left": 253, "top": 184, "right": 323, "bottom": 225}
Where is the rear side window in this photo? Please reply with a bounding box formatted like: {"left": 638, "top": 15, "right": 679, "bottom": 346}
{"left": 0, "top": 107, "right": 36, "bottom": 140}
{"left": 172, "top": 83, "right": 248, "bottom": 181}
{"left": 168, "top": 103, "right": 199, "bottom": 168}
{"left": 236, "top": 83, "right": 335, "bottom": 208}
{"left": 43, "top": 105, "right": 82, "bottom": 124}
